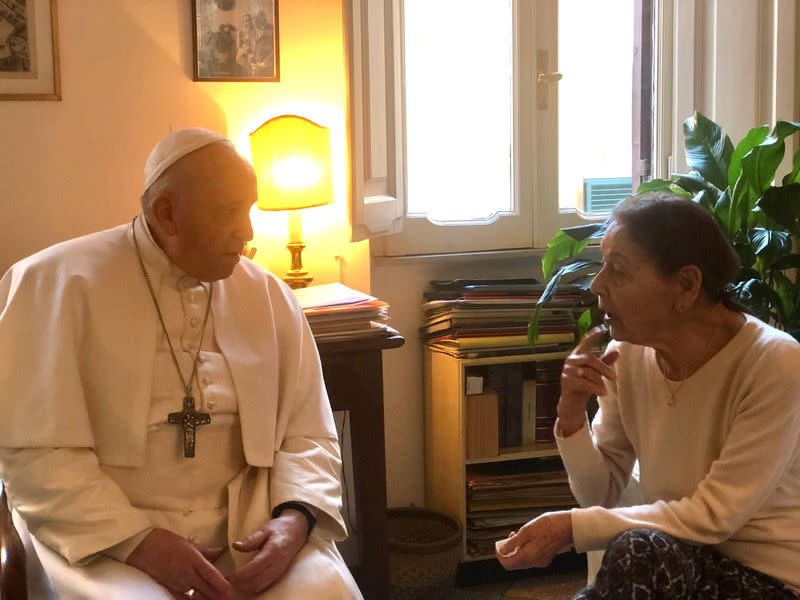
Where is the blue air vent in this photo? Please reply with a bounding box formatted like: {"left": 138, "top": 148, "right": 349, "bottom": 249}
{"left": 583, "top": 177, "right": 632, "bottom": 214}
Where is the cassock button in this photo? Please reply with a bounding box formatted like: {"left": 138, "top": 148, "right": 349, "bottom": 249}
{"left": 207, "top": 400, "right": 216, "bottom": 411}
{"left": 187, "top": 293, "right": 197, "bottom": 304}
{"left": 184, "top": 344, "right": 194, "bottom": 352}
{"left": 198, "top": 353, "right": 206, "bottom": 364}
{"left": 189, "top": 317, "right": 200, "bottom": 327}
{"left": 202, "top": 377, "right": 211, "bottom": 386}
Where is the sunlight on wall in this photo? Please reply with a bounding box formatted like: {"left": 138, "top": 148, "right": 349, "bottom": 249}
{"left": 196, "top": 0, "right": 368, "bottom": 288}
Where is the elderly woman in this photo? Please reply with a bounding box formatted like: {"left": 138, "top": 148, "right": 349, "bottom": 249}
{"left": 496, "top": 192, "right": 800, "bottom": 598}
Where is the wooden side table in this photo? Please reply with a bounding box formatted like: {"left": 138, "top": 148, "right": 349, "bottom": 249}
{"left": 317, "top": 331, "right": 404, "bottom": 600}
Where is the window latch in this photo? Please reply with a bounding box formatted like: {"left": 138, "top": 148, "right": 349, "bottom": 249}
{"left": 536, "top": 50, "right": 562, "bottom": 110}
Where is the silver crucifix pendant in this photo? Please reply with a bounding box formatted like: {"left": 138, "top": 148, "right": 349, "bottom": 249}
{"left": 167, "top": 395, "right": 211, "bottom": 458}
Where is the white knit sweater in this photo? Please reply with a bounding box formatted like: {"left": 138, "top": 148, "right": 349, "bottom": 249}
{"left": 556, "top": 314, "right": 800, "bottom": 590}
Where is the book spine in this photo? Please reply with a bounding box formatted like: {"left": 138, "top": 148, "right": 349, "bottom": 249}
{"left": 534, "top": 360, "right": 564, "bottom": 443}
{"left": 521, "top": 379, "right": 536, "bottom": 445}
{"left": 465, "top": 391, "right": 500, "bottom": 459}
{"left": 503, "top": 364, "right": 523, "bottom": 448}
{"left": 486, "top": 365, "right": 507, "bottom": 447}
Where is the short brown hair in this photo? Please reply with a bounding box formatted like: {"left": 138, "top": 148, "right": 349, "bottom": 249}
{"left": 611, "top": 192, "right": 741, "bottom": 303}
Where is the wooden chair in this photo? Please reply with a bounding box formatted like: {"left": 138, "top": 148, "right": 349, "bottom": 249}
{"left": 0, "top": 481, "right": 27, "bottom": 599}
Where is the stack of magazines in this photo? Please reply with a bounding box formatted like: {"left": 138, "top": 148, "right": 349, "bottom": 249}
{"left": 466, "top": 459, "right": 577, "bottom": 557}
{"left": 420, "top": 278, "right": 594, "bottom": 358}
{"left": 294, "top": 283, "right": 395, "bottom": 342}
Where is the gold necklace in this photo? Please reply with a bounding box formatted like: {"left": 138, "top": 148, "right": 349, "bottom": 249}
{"left": 657, "top": 314, "right": 722, "bottom": 407}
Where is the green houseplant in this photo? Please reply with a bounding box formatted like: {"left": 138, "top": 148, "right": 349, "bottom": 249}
{"left": 529, "top": 111, "right": 800, "bottom": 343}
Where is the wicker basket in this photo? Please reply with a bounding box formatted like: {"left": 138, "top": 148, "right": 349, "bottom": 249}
{"left": 387, "top": 507, "right": 462, "bottom": 600}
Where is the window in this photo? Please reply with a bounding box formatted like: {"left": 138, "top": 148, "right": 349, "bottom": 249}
{"left": 558, "top": 1, "right": 634, "bottom": 214}
{"left": 404, "top": 1, "right": 513, "bottom": 223}
{"left": 348, "top": 0, "right": 656, "bottom": 256}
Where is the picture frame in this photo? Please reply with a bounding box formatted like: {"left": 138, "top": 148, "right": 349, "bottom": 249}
{"left": 192, "top": 0, "right": 279, "bottom": 82}
{"left": 0, "top": 0, "right": 61, "bottom": 101}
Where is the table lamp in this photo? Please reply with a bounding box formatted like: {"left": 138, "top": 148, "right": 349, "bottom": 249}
{"left": 249, "top": 114, "right": 333, "bottom": 289}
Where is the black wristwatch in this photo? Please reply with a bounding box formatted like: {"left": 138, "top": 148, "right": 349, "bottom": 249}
{"left": 272, "top": 501, "right": 317, "bottom": 538}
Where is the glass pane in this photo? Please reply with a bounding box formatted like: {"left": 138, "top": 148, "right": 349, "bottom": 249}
{"left": 404, "top": 0, "right": 513, "bottom": 222}
{"left": 558, "top": 0, "right": 633, "bottom": 213}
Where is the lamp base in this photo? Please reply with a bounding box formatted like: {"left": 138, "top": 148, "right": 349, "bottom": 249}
{"left": 284, "top": 272, "right": 313, "bottom": 289}
{"left": 284, "top": 242, "right": 313, "bottom": 289}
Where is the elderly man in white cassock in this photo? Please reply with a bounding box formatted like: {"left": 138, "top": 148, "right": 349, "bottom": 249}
{"left": 0, "top": 129, "right": 362, "bottom": 599}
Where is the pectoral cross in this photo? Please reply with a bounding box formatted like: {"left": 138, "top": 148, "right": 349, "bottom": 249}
{"left": 168, "top": 395, "right": 211, "bottom": 458}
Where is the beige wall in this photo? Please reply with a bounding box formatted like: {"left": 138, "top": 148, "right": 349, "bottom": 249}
{"left": 0, "top": 0, "right": 369, "bottom": 288}
{"left": 3, "top": 1, "right": 797, "bottom": 514}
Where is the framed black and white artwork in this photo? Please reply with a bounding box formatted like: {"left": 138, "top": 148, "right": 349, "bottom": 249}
{"left": 0, "top": 0, "right": 60, "bottom": 100}
{"left": 192, "top": 0, "right": 279, "bottom": 82}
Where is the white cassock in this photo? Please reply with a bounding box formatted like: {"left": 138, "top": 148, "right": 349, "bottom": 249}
{"left": 0, "top": 216, "right": 362, "bottom": 599}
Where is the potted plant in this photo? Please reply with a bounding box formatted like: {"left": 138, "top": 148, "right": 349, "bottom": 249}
{"left": 529, "top": 111, "right": 800, "bottom": 343}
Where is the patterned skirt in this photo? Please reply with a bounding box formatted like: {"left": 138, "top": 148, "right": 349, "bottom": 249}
{"left": 574, "top": 528, "right": 798, "bottom": 600}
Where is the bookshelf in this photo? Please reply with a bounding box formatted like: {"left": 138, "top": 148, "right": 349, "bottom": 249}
{"left": 424, "top": 348, "right": 575, "bottom": 562}
{"left": 467, "top": 443, "right": 560, "bottom": 465}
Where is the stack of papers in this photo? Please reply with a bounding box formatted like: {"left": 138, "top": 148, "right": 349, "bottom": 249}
{"left": 293, "top": 283, "right": 395, "bottom": 342}
{"left": 465, "top": 459, "right": 577, "bottom": 558}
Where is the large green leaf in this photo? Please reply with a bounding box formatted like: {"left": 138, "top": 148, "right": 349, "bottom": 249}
{"left": 691, "top": 190, "right": 710, "bottom": 212}
{"left": 748, "top": 228, "right": 790, "bottom": 271}
{"left": 529, "top": 260, "right": 601, "bottom": 344}
{"left": 774, "top": 272, "right": 796, "bottom": 325}
{"left": 782, "top": 146, "right": 800, "bottom": 185}
{"left": 577, "top": 309, "right": 593, "bottom": 340}
{"left": 672, "top": 171, "right": 723, "bottom": 199}
{"left": 756, "top": 183, "right": 800, "bottom": 236}
{"left": 575, "top": 305, "right": 605, "bottom": 340}
{"left": 731, "top": 278, "right": 781, "bottom": 323}
{"left": 636, "top": 178, "right": 692, "bottom": 198}
{"left": 728, "top": 125, "right": 770, "bottom": 188}
{"left": 749, "top": 228, "right": 790, "bottom": 255}
{"left": 563, "top": 220, "right": 609, "bottom": 242}
{"left": 539, "top": 259, "right": 602, "bottom": 305}
{"left": 713, "top": 189, "right": 735, "bottom": 238}
{"left": 541, "top": 230, "right": 591, "bottom": 281}
{"left": 734, "top": 121, "right": 800, "bottom": 228}
{"left": 733, "top": 242, "right": 756, "bottom": 270}
{"left": 527, "top": 305, "right": 542, "bottom": 345}
{"left": 683, "top": 112, "right": 734, "bottom": 190}
{"left": 636, "top": 178, "right": 673, "bottom": 193}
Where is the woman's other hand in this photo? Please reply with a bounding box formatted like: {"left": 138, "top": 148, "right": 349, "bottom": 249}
{"left": 495, "top": 511, "right": 573, "bottom": 570}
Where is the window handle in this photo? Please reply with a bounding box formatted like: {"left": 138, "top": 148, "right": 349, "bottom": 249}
{"left": 536, "top": 50, "right": 562, "bottom": 109}
{"left": 537, "top": 72, "right": 563, "bottom": 83}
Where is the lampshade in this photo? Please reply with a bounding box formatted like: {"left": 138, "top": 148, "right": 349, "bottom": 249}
{"left": 249, "top": 115, "right": 334, "bottom": 211}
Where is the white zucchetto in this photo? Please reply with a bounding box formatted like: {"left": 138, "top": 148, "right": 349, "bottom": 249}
{"left": 143, "top": 128, "right": 234, "bottom": 191}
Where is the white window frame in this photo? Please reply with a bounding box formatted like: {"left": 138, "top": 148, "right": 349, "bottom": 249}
{"left": 346, "top": 0, "right": 654, "bottom": 257}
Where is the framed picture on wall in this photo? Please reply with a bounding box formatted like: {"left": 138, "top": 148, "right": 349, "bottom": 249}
{"left": 0, "top": 0, "right": 61, "bottom": 100}
{"left": 192, "top": 0, "right": 279, "bottom": 82}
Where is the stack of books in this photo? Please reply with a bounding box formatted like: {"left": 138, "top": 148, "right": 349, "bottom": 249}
{"left": 464, "top": 359, "right": 564, "bottom": 456}
{"left": 420, "top": 279, "right": 593, "bottom": 358}
{"left": 293, "top": 283, "right": 395, "bottom": 342}
{"left": 465, "top": 459, "right": 577, "bottom": 557}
